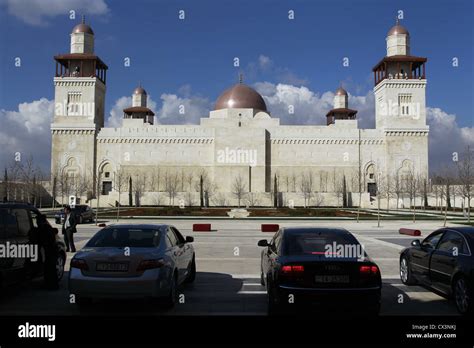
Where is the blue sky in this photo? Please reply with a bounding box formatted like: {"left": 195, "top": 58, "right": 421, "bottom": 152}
{"left": 0, "top": 0, "right": 473, "bottom": 171}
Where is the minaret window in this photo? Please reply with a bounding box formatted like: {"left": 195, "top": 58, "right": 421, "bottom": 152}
{"left": 398, "top": 94, "right": 412, "bottom": 116}
{"left": 67, "top": 92, "right": 82, "bottom": 115}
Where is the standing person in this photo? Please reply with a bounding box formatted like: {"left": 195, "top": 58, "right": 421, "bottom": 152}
{"left": 62, "top": 206, "right": 77, "bottom": 252}
{"left": 37, "top": 214, "right": 59, "bottom": 290}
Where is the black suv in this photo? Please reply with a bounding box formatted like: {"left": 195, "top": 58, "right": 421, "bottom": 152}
{"left": 0, "top": 203, "right": 66, "bottom": 291}
{"left": 55, "top": 204, "right": 94, "bottom": 224}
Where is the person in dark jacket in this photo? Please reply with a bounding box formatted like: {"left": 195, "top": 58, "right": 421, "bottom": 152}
{"left": 62, "top": 206, "right": 77, "bottom": 252}
{"left": 36, "top": 214, "right": 59, "bottom": 290}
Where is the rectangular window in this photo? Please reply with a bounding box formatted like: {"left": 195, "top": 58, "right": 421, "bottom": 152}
{"left": 102, "top": 181, "right": 112, "bottom": 195}
{"left": 12, "top": 209, "right": 31, "bottom": 237}
{"left": 398, "top": 94, "right": 412, "bottom": 116}
{"left": 67, "top": 92, "right": 82, "bottom": 115}
{"left": 67, "top": 171, "right": 76, "bottom": 187}
{"left": 0, "top": 208, "right": 20, "bottom": 238}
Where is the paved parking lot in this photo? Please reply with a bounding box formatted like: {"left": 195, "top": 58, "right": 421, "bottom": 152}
{"left": 0, "top": 218, "right": 462, "bottom": 316}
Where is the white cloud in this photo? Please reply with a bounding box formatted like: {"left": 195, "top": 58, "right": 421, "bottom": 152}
{"left": 107, "top": 96, "right": 131, "bottom": 128}
{"left": 0, "top": 98, "right": 54, "bottom": 171}
{"left": 1, "top": 0, "right": 109, "bottom": 26}
{"left": 255, "top": 81, "right": 473, "bottom": 171}
{"left": 107, "top": 87, "right": 211, "bottom": 127}
{"left": 254, "top": 82, "right": 375, "bottom": 128}
{"left": 106, "top": 90, "right": 211, "bottom": 127}
{"left": 244, "top": 55, "right": 308, "bottom": 86}
{"left": 427, "top": 107, "right": 474, "bottom": 171}
{"left": 156, "top": 93, "right": 211, "bottom": 125}
{"left": 107, "top": 95, "right": 158, "bottom": 128}
{"left": 258, "top": 55, "right": 272, "bottom": 69}
{"left": 2, "top": 88, "right": 471, "bottom": 174}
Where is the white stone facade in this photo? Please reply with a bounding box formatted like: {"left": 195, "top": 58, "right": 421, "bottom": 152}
{"left": 51, "top": 21, "right": 429, "bottom": 208}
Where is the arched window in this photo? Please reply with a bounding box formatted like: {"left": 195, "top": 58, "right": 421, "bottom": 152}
{"left": 365, "top": 163, "right": 377, "bottom": 199}
{"left": 99, "top": 162, "right": 113, "bottom": 195}
{"left": 398, "top": 160, "right": 414, "bottom": 189}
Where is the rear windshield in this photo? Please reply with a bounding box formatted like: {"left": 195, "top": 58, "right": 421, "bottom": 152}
{"left": 86, "top": 227, "right": 164, "bottom": 248}
{"left": 283, "top": 230, "right": 360, "bottom": 256}
{"left": 0, "top": 208, "right": 21, "bottom": 238}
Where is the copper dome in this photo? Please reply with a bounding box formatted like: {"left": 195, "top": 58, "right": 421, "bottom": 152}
{"left": 214, "top": 83, "right": 267, "bottom": 111}
{"left": 134, "top": 86, "right": 147, "bottom": 95}
{"left": 387, "top": 24, "right": 409, "bottom": 36}
{"left": 335, "top": 87, "right": 348, "bottom": 96}
{"left": 72, "top": 23, "right": 94, "bottom": 35}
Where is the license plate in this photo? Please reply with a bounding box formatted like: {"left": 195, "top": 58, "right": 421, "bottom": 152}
{"left": 96, "top": 263, "right": 129, "bottom": 272}
{"left": 315, "top": 275, "right": 350, "bottom": 283}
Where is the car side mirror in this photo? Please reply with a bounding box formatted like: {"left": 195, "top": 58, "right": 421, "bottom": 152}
{"left": 411, "top": 239, "right": 421, "bottom": 248}
{"left": 257, "top": 239, "right": 269, "bottom": 247}
{"left": 185, "top": 236, "right": 194, "bottom": 243}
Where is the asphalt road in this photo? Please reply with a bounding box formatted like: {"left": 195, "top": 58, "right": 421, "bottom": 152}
{"left": 0, "top": 218, "right": 462, "bottom": 316}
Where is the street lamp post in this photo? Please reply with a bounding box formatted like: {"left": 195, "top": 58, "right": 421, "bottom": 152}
{"left": 95, "top": 171, "right": 101, "bottom": 225}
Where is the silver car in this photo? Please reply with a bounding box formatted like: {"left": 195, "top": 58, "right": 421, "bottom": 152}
{"left": 68, "top": 224, "right": 195, "bottom": 307}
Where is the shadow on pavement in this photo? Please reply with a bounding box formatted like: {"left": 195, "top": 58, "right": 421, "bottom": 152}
{"left": 0, "top": 272, "right": 461, "bottom": 316}
{"left": 381, "top": 278, "right": 459, "bottom": 316}
{"left": 75, "top": 271, "right": 251, "bottom": 315}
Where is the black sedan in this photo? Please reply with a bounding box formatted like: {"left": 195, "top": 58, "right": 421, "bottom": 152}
{"left": 0, "top": 203, "right": 67, "bottom": 290}
{"left": 258, "top": 227, "right": 381, "bottom": 315}
{"left": 399, "top": 226, "right": 474, "bottom": 315}
{"left": 55, "top": 205, "right": 94, "bottom": 224}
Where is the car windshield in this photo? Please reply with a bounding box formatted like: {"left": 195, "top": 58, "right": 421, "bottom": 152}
{"left": 86, "top": 227, "right": 164, "bottom": 248}
{"left": 283, "top": 230, "right": 361, "bottom": 256}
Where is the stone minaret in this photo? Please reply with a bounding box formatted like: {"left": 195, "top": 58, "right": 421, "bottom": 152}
{"left": 51, "top": 17, "right": 108, "bottom": 197}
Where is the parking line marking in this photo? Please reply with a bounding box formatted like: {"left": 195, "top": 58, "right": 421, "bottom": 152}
{"left": 196, "top": 258, "right": 260, "bottom": 261}
{"left": 238, "top": 291, "right": 267, "bottom": 294}
{"left": 243, "top": 283, "right": 263, "bottom": 286}
{"left": 354, "top": 234, "right": 404, "bottom": 251}
{"left": 229, "top": 274, "right": 261, "bottom": 278}
{"left": 373, "top": 258, "right": 399, "bottom": 261}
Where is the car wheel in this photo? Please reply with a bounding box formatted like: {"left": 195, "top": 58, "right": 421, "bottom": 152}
{"left": 163, "top": 272, "right": 178, "bottom": 309}
{"left": 56, "top": 253, "right": 65, "bottom": 281}
{"left": 453, "top": 277, "right": 472, "bottom": 315}
{"left": 400, "top": 256, "right": 417, "bottom": 285}
{"left": 185, "top": 256, "right": 196, "bottom": 284}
